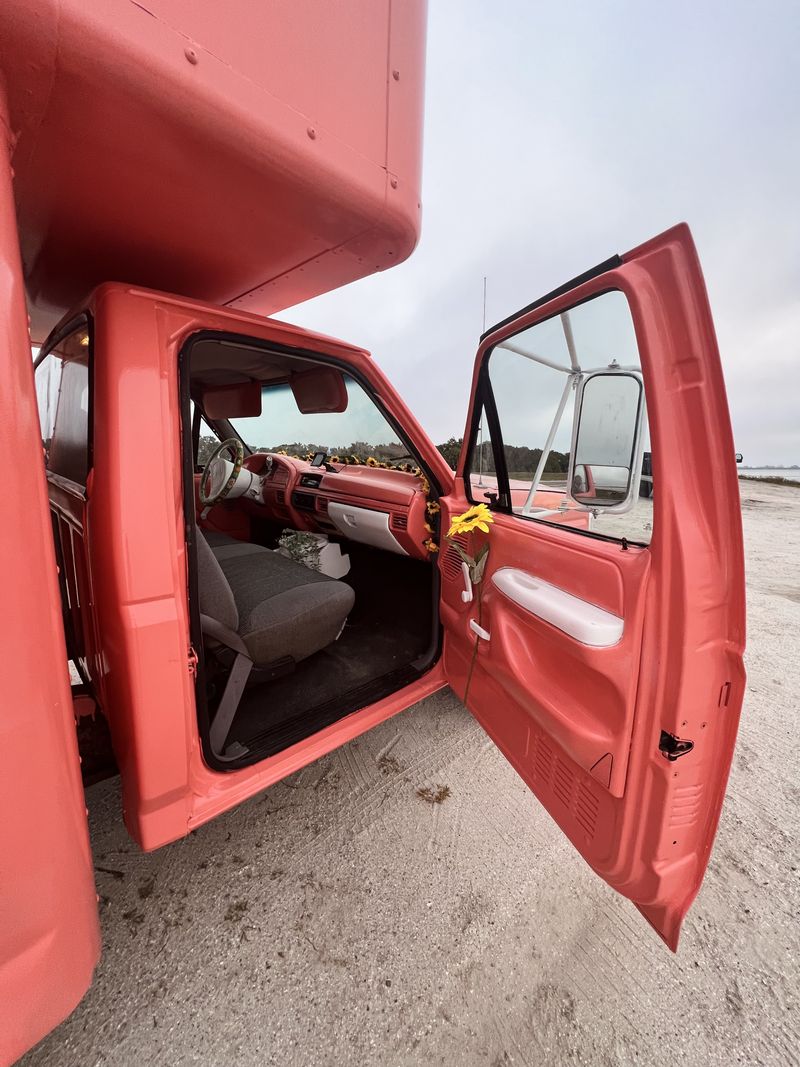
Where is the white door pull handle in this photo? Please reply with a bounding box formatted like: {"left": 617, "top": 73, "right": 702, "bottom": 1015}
{"left": 469, "top": 619, "right": 490, "bottom": 641}
{"left": 461, "top": 562, "right": 474, "bottom": 603}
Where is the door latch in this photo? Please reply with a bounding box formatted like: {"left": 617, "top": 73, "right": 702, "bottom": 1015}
{"left": 469, "top": 618, "right": 491, "bottom": 642}
{"left": 658, "top": 730, "right": 694, "bottom": 761}
{"left": 188, "top": 645, "right": 199, "bottom": 678}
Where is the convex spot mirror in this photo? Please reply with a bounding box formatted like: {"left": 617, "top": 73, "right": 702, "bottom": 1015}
{"left": 567, "top": 371, "right": 644, "bottom": 513}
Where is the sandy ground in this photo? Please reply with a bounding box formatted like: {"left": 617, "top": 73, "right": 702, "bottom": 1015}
{"left": 21, "top": 481, "right": 799, "bottom": 1066}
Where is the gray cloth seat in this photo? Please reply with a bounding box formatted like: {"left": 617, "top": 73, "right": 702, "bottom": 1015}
{"left": 197, "top": 529, "right": 354, "bottom": 666}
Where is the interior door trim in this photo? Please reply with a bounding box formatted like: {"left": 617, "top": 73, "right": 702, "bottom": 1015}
{"left": 492, "top": 567, "right": 624, "bottom": 647}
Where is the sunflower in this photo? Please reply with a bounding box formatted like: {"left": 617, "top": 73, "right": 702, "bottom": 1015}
{"left": 366, "top": 456, "right": 379, "bottom": 467}
{"left": 423, "top": 538, "right": 439, "bottom": 554}
{"left": 447, "top": 503, "right": 494, "bottom": 538}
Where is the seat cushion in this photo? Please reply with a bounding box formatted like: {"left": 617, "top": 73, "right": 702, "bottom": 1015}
{"left": 216, "top": 544, "right": 354, "bottom": 666}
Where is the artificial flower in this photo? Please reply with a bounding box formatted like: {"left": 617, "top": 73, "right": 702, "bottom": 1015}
{"left": 447, "top": 503, "right": 494, "bottom": 539}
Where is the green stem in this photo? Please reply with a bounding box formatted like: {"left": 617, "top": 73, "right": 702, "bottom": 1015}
{"left": 463, "top": 580, "right": 482, "bottom": 707}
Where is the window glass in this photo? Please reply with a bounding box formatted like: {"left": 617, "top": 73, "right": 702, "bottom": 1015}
{"left": 230, "top": 375, "right": 407, "bottom": 461}
{"left": 470, "top": 291, "right": 653, "bottom": 544}
{"left": 189, "top": 401, "right": 220, "bottom": 466}
{"left": 468, "top": 405, "right": 499, "bottom": 502}
{"left": 35, "top": 352, "right": 61, "bottom": 450}
{"left": 34, "top": 327, "right": 91, "bottom": 485}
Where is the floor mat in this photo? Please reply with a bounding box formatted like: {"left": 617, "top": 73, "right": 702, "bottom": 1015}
{"left": 226, "top": 545, "right": 435, "bottom": 748}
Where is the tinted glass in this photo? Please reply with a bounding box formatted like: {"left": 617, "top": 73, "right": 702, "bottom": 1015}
{"left": 34, "top": 327, "right": 91, "bottom": 485}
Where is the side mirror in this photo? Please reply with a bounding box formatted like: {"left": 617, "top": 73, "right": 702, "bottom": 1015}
{"left": 567, "top": 371, "right": 644, "bottom": 514}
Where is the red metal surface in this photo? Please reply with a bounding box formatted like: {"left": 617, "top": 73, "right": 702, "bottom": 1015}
{"left": 0, "top": 0, "right": 426, "bottom": 340}
{"left": 444, "top": 224, "right": 746, "bottom": 950}
{"left": 72, "top": 282, "right": 453, "bottom": 851}
{"left": 0, "top": 98, "right": 99, "bottom": 1067}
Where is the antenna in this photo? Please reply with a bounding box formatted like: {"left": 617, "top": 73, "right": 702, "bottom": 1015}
{"left": 478, "top": 275, "right": 487, "bottom": 487}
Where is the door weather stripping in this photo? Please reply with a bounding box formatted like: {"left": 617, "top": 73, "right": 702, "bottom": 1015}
{"left": 658, "top": 730, "right": 695, "bottom": 762}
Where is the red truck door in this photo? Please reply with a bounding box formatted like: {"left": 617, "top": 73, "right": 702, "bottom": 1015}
{"left": 439, "top": 224, "right": 745, "bottom": 949}
{"left": 0, "top": 140, "right": 99, "bottom": 1063}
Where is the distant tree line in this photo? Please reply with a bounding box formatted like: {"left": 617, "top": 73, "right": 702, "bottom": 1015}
{"left": 198, "top": 437, "right": 414, "bottom": 466}
{"left": 436, "top": 437, "right": 569, "bottom": 476}
{"left": 197, "top": 433, "right": 569, "bottom": 475}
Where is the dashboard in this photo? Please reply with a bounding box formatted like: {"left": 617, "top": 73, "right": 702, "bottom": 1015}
{"left": 239, "top": 452, "right": 432, "bottom": 561}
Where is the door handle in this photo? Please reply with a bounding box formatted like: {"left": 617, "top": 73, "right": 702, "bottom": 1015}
{"left": 461, "top": 562, "right": 474, "bottom": 603}
{"left": 469, "top": 619, "right": 490, "bottom": 641}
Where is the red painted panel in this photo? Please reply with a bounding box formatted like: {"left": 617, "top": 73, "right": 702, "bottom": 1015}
{"left": 68, "top": 282, "right": 453, "bottom": 851}
{"left": 0, "top": 0, "right": 427, "bottom": 339}
{"left": 445, "top": 224, "right": 745, "bottom": 949}
{"left": 0, "top": 106, "right": 99, "bottom": 1065}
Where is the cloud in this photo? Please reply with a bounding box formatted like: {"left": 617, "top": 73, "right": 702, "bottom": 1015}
{"left": 285, "top": 0, "right": 800, "bottom": 465}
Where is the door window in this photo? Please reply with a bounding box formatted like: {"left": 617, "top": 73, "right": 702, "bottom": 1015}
{"left": 34, "top": 326, "right": 91, "bottom": 486}
{"left": 469, "top": 290, "right": 653, "bottom": 544}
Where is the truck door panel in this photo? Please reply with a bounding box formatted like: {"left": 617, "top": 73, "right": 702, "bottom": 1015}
{"left": 442, "top": 224, "right": 746, "bottom": 949}
{"left": 440, "top": 511, "right": 650, "bottom": 799}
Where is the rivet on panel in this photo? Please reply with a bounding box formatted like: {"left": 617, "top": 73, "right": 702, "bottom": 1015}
{"left": 307, "top": 127, "right": 317, "bottom": 140}
{"left": 390, "top": 177, "right": 398, "bottom": 189}
{"left": 392, "top": 69, "right": 400, "bottom": 81}
{"left": 184, "top": 48, "right": 199, "bottom": 65}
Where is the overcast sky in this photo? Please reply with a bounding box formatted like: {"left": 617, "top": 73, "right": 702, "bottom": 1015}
{"left": 286, "top": 0, "right": 799, "bottom": 466}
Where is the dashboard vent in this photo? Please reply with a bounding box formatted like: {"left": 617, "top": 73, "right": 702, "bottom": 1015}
{"left": 391, "top": 512, "right": 408, "bottom": 530}
{"left": 273, "top": 468, "right": 288, "bottom": 487}
{"left": 317, "top": 497, "right": 329, "bottom": 513}
{"left": 276, "top": 491, "right": 285, "bottom": 505}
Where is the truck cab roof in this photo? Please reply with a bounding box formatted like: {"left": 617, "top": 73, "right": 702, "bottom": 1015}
{"left": 1, "top": 0, "right": 426, "bottom": 340}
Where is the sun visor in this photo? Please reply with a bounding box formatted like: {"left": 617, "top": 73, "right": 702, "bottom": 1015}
{"left": 289, "top": 368, "right": 348, "bottom": 414}
{"left": 202, "top": 381, "right": 262, "bottom": 419}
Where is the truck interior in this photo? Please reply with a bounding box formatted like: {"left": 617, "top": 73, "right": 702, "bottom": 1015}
{"left": 183, "top": 333, "right": 440, "bottom": 768}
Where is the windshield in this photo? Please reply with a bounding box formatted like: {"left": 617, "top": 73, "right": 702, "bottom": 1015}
{"left": 230, "top": 376, "right": 408, "bottom": 462}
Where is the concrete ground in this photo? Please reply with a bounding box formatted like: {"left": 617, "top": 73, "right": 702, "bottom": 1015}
{"left": 22, "top": 481, "right": 799, "bottom": 1066}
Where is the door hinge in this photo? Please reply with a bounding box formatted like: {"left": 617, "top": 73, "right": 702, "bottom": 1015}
{"left": 188, "top": 645, "right": 199, "bottom": 677}
{"left": 659, "top": 730, "right": 694, "bottom": 762}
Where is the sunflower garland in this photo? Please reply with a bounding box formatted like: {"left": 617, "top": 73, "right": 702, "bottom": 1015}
{"left": 275, "top": 450, "right": 441, "bottom": 555}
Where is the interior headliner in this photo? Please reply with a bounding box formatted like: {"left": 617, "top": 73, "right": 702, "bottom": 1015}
{"left": 189, "top": 338, "right": 321, "bottom": 392}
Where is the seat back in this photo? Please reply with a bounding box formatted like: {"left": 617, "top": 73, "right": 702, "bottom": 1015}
{"left": 196, "top": 529, "right": 239, "bottom": 632}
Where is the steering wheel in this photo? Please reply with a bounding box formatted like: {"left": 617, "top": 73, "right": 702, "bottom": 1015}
{"left": 199, "top": 438, "right": 245, "bottom": 507}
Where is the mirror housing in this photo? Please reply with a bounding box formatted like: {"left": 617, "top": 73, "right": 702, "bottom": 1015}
{"left": 567, "top": 370, "right": 645, "bottom": 514}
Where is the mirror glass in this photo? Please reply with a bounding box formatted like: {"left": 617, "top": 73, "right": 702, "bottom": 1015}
{"left": 571, "top": 373, "right": 642, "bottom": 507}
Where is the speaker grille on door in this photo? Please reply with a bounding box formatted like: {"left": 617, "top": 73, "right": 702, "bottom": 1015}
{"left": 528, "top": 727, "right": 599, "bottom": 840}
{"left": 442, "top": 534, "right": 467, "bottom": 581}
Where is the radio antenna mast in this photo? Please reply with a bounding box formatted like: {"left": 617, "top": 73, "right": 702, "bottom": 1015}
{"left": 478, "top": 276, "right": 487, "bottom": 486}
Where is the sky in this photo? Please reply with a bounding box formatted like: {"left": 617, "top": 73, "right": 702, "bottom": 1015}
{"left": 284, "top": 0, "right": 800, "bottom": 466}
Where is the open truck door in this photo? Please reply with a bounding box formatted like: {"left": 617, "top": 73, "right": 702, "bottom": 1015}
{"left": 0, "top": 128, "right": 99, "bottom": 1065}
{"left": 439, "top": 224, "right": 745, "bottom": 949}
